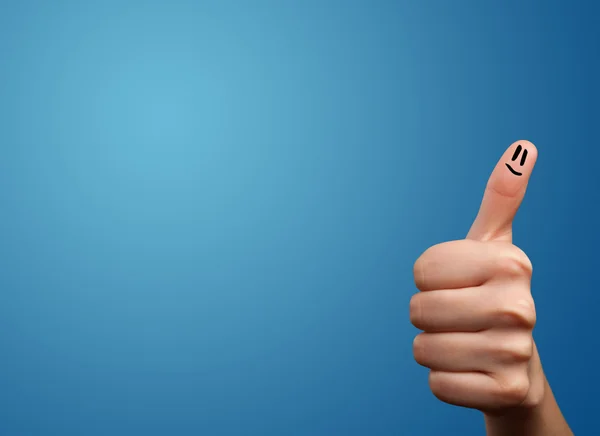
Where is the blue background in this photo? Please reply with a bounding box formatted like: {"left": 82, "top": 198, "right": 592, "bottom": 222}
{"left": 0, "top": 0, "right": 598, "bottom": 434}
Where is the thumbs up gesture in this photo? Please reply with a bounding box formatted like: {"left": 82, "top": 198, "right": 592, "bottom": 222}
{"left": 410, "top": 141, "right": 545, "bottom": 412}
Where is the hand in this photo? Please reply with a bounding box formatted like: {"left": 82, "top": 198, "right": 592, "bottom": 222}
{"left": 410, "top": 140, "right": 546, "bottom": 413}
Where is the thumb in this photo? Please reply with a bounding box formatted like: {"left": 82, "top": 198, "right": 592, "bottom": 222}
{"left": 466, "top": 140, "right": 538, "bottom": 243}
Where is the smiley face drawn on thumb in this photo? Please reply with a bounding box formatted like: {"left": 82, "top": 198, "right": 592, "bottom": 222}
{"left": 466, "top": 140, "right": 538, "bottom": 243}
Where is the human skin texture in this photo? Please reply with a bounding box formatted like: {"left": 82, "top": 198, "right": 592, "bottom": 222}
{"left": 410, "top": 141, "right": 573, "bottom": 435}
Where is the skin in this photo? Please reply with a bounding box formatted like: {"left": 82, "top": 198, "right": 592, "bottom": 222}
{"left": 410, "top": 140, "right": 573, "bottom": 435}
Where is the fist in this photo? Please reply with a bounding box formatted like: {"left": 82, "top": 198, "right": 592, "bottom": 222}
{"left": 410, "top": 141, "right": 545, "bottom": 413}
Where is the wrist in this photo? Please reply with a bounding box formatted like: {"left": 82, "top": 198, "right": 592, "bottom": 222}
{"left": 484, "top": 373, "right": 572, "bottom": 436}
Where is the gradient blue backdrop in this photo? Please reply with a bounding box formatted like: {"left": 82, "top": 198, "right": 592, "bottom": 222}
{"left": 0, "top": 0, "right": 598, "bottom": 435}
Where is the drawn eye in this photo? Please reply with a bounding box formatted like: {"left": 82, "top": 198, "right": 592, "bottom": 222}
{"left": 511, "top": 144, "right": 528, "bottom": 166}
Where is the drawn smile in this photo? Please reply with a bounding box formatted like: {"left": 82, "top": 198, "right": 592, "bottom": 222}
{"left": 506, "top": 144, "right": 527, "bottom": 177}
{"left": 505, "top": 163, "right": 522, "bottom": 176}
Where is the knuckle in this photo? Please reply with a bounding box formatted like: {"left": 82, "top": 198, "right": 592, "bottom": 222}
{"left": 428, "top": 371, "right": 448, "bottom": 400}
{"left": 412, "top": 334, "right": 427, "bottom": 364}
{"left": 413, "top": 241, "right": 456, "bottom": 290}
{"left": 414, "top": 244, "right": 440, "bottom": 289}
{"left": 409, "top": 294, "right": 422, "bottom": 328}
{"left": 495, "top": 335, "right": 534, "bottom": 363}
{"left": 512, "top": 245, "right": 534, "bottom": 270}
{"left": 494, "top": 373, "right": 530, "bottom": 406}
{"left": 413, "top": 256, "right": 428, "bottom": 290}
{"left": 521, "top": 379, "right": 545, "bottom": 408}
{"left": 496, "top": 248, "right": 533, "bottom": 279}
{"left": 496, "top": 299, "right": 537, "bottom": 329}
